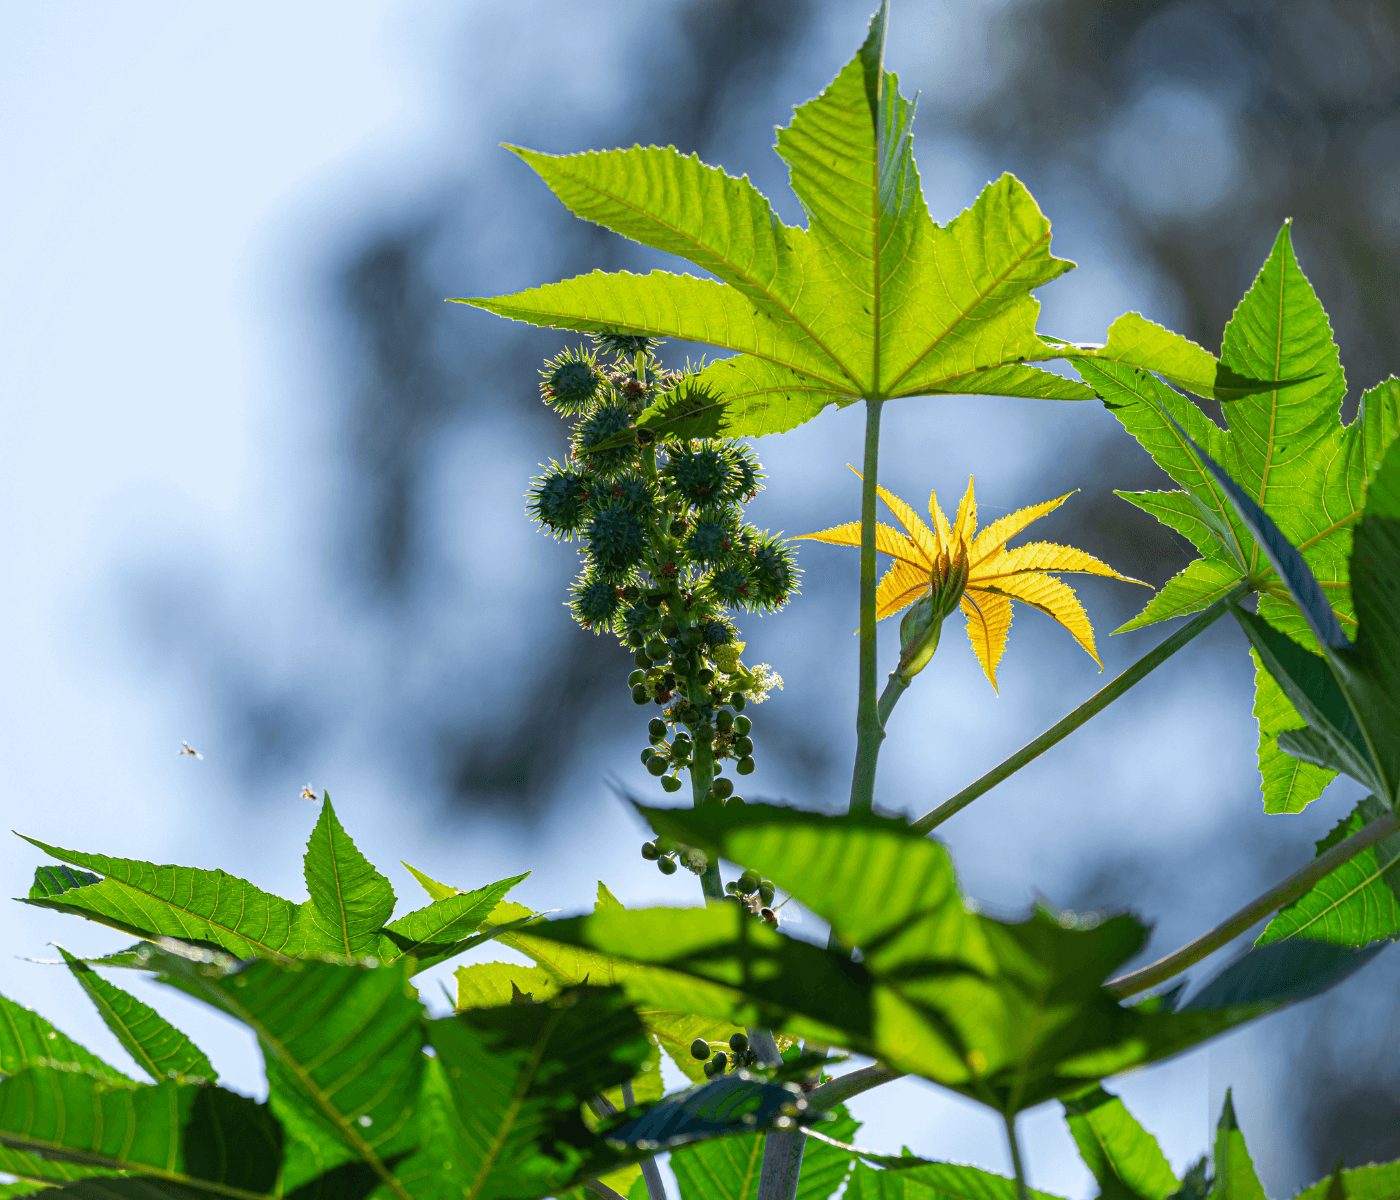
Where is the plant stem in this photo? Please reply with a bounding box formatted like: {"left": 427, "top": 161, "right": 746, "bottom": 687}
{"left": 1002, "top": 1111, "right": 1029, "bottom": 1200}
{"left": 912, "top": 593, "right": 1241, "bottom": 834}
{"left": 623, "top": 1080, "right": 669, "bottom": 1200}
{"left": 878, "top": 672, "right": 908, "bottom": 730}
{"left": 748, "top": 1029, "right": 806, "bottom": 1200}
{"left": 850, "top": 399, "right": 886, "bottom": 816}
{"left": 807, "top": 1063, "right": 904, "bottom": 1108}
{"left": 1108, "top": 810, "right": 1400, "bottom": 998}
{"left": 688, "top": 734, "right": 725, "bottom": 901}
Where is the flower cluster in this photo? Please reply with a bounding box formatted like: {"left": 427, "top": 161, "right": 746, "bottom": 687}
{"left": 526, "top": 336, "right": 798, "bottom": 875}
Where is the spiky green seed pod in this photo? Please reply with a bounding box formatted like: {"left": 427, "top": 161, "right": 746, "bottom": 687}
{"left": 728, "top": 1032, "right": 750, "bottom": 1054}
{"left": 591, "top": 331, "right": 659, "bottom": 361}
{"left": 703, "top": 620, "right": 734, "bottom": 647}
{"left": 749, "top": 534, "right": 799, "bottom": 609}
{"left": 540, "top": 347, "right": 603, "bottom": 414}
{"left": 663, "top": 443, "right": 733, "bottom": 507}
{"left": 658, "top": 856, "right": 678, "bottom": 876}
{"left": 758, "top": 881, "right": 776, "bottom": 905}
{"left": 661, "top": 774, "right": 682, "bottom": 793}
{"left": 585, "top": 503, "right": 647, "bottom": 579}
{"left": 568, "top": 574, "right": 622, "bottom": 630}
{"left": 572, "top": 402, "right": 634, "bottom": 476}
{"left": 686, "top": 509, "right": 740, "bottom": 565}
{"left": 738, "top": 869, "right": 760, "bottom": 894}
{"left": 646, "top": 755, "right": 669, "bottom": 777}
{"left": 711, "top": 777, "right": 734, "bottom": 800}
{"left": 606, "top": 473, "right": 654, "bottom": 513}
{"left": 733, "top": 735, "right": 754, "bottom": 757}
{"left": 526, "top": 463, "right": 592, "bottom": 538}
{"left": 641, "top": 841, "right": 660, "bottom": 861}
{"left": 690, "top": 1038, "right": 711, "bottom": 1061}
{"left": 734, "top": 715, "right": 752, "bottom": 735}
{"left": 723, "top": 444, "right": 764, "bottom": 502}
{"left": 737, "top": 756, "right": 756, "bottom": 775}
{"left": 708, "top": 562, "right": 751, "bottom": 607}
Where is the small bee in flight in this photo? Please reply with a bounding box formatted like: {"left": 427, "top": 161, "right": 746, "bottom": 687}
{"left": 178, "top": 741, "right": 203, "bottom": 760}
{"left": 300, "top": 784, "right": 318, "bottom": 801}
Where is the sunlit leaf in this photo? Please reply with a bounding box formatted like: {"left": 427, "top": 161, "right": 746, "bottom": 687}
{"left": 297, "top": 797, "right": 396, "bottom": 958}
{"left": 1079, "top": 224, "right": 1400, "bottom": 813}
{"left": 846, "top": 1160, "right": 1068, "bottom": 1200}
{"left": 1062, "top": 1085, "right": 1179, "bottom": 1200}
{"left": 1207, "top": 1093, "right": 1266, "bottom": 1200}
{"left": 1258, "top": 797, "right": 1400, "bottom": 947}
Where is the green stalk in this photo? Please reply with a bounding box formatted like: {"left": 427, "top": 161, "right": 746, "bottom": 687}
{"left": 849, "top": 399, "right": 887, "bottom": 816}
{"left": 1108, "top": 810, "right": 1400, "bottom": 998}
{"left": 689, "top": 733, "right": 725, "bottom": 901}
{"left": 912, "top": 591, "right": 1242, "bottom": 834}
{"left": 1003, "top": 1112, "right": 1030, "bottom": 1200}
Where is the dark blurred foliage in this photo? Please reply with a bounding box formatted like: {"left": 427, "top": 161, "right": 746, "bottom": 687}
{"left": 167, "top": 0, "right": 1398, "bottom": 1187}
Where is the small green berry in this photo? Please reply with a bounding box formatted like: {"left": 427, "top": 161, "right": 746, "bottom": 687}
{"left": 725, "top": 880, "right": 740, "bottom": 894}
{"left": 712, "top": 1050, "right": 728, "bottom": 1074}
{"left": 738, "top": 869, "right": 760, "bottom": 894}
{"left": 733, "top": 735, "right": 754, "bottom": 757}
{"left": 628, "top": 669, "right": 647, "bottom": 688}
{"left": 734, "top": 715, "right": 752, "bottom": 735}
{"left": 730, "top": 693, "right": 746, "bottom": 710}
{"left": 697, "top": 667, "right": 715, "bottom": 686}
{"left": 729, "top": 1032, "right": 749, "bottom": 1054}
{"left": 632, "top": 685, "right": 650, "bottom": 705}
{"left": 648, "top": 717, "right": 668, "bottom": 740}
{"left": 661, "top": 775, "right": 683, "bottom": 793}
{"left": 703, "top": 1057, "right": 718, "bottom": 1078}
{"left": 711, "top": 777, "right": 734, "bottom": 800}
{"left": 715, "top": 709, "right": 735, "bottom": 731}
{"left": 645, "top": 638, "right": 668, "bottom": 661}
{"left": 640, "top": 747, "right": 655, "bottom": 765}
{"left": 690, "top": 1038, "right": 711, "bottom": 1060}
{"left": 661, "top": 617, "right": 680, "bottom": 638}
{"left": 658, "top": 857, "right": 678, "bottom": 875}
{"left": 634, "top": 650, "right": 652, "bottom": 669}
{"left": 641, "top": 841, "right": 660, "bottom": 861}
{"left": 646, "top": 756, "right": 669, "bottom": 777}
{"left": 758, "top": 881, "right": 776, "bottom": 905}
{"left": 736, "top": 756, "right": 756, "bottom": 775}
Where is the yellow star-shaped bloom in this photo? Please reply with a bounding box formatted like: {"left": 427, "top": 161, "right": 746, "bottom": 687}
{"left": 798, "top": 471, "right": 1146, "bottom": 690}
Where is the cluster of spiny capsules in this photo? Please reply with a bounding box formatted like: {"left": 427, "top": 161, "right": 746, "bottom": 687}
{"left": 690, "top": 1031, "right": 758, "bottom": 1078}
{"left": 526, "top": 335, "right": 798, "bottom": 876}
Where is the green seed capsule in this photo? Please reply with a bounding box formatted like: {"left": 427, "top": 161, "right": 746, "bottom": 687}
{"left": 737, "top": 756, "right": 756, "bottom": 775}
{"left": 734, "top": 715, "right": 752, "bottom": 735}
{"left": 646, "top": 756, "right": 669, "bottom": 777}
{"left": 728, "top": 794, "right": 744, "bottom": 806}
{"left": 690, "top": 1037, "right": 711, "bottom": 1060}
{"left": 738, "top": 869, "right": 760, "bottom": 894}
{"left": 658, "top": 856, "right": 678, "bottom": 875}
{"left": 627, "top": 669, "right": 646, "bottom": 688}
{"left": 715, "top": 709, "right": 735, "bottom": 731}
{"left": 641, "top": 841, "right": 660, "bottom": 861}
{"left": 711, "top": 777, "right": 734, "bottom": 799}
{"left": 645, "top": 638, "right": 668, "bottom": 661}
{"left": 640, "top": 747, "right": 655, "bottom": 765}
{"left": 703, "top": 1057, "right": 718, "bottom": 1078}
{"left": 648, "top": 717, "right": 667, "bottom": 740}
{"left": 712, "top": 1051, "right": 728, "bottom": 1073}
{"left": 634, "top": 650, "right": 653, "bottom": 669}
{"left": 730, "top": 693, "right": 746, "bottom": 711}
{"left": 697, "top": 667, "right": 715, "bottom": 686}
{"left": 758, "top": 881, "right": 776, "bottom": 905}
{"left": 729, "top": 1032, "right": 749, "bottom": 1054}
{"left": 661, "top": 617, "right": 680, "bottom": 638}
{"left": 632, "top": 685, "right": 651, "bottom": 705}
{"left": 725, "top": 880, "right": 740, "bottom": 894}
{"left": 733, "top": 735, "right": 754, "bottom": 757}
{"left": 660, "top": 775, "right": 683, "bottom": 793}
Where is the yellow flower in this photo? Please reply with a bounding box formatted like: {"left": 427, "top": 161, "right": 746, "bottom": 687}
{"left": 797, "top": 470, "right": 1146, "bottom": 690}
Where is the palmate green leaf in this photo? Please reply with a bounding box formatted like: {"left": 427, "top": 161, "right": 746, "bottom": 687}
{"left": 0, "top": 1066, "right": 283, "bottom": 1197}
{"left": 0, "top": 992, "right": 128, "bottom": 1082}
{"left": 58, "top": 948, "right": 216, "bottom": 1084}
{"left": 516, "top": 805, "right": 1333, "bottom": 1116}
{"left": 1207, "top": 1094, "right": 1266, "bottom": 1200}
{"left": 456, "top": 4, "right": 1108, "bottom": 439}
{"left": 602, "top": 1074, "right": 814, "bottom": 1151}
{"left": 429, "top": 987, "right": 652, "bottom": 1200}
{"left": 1292, "top": 1160, "right": 1400, "bottom": 1200}
{"left": 846, "top": 1161, "right": 1068, "bottom": 1200}
{"left": 19, "top": 836, "right": 305, "bottom": 958}
{"left": 1062, "top": 1086, "right": 1179, "bottom": 1200}
{"left": 456, "top": 883, "right": 733, "bottom": 1086}
{"left": 145, "top": 949, "right": 425, "bottom": 1196}
{"left": 1258, "top": 796, "right": 1400, "bottom": 947}
{"left": 671, "top": 1105, "right": 861, "bottom": 1200}
{"left": 297, "top": 797, "right": 395, "bottom": 957}
{"left": 1078, "top": 225, "right": 1400, "bottom": 813}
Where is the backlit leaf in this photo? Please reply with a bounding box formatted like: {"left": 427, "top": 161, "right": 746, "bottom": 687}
{"left": 1062, "top": 1085, "right": 1179, "bottom": 1200}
